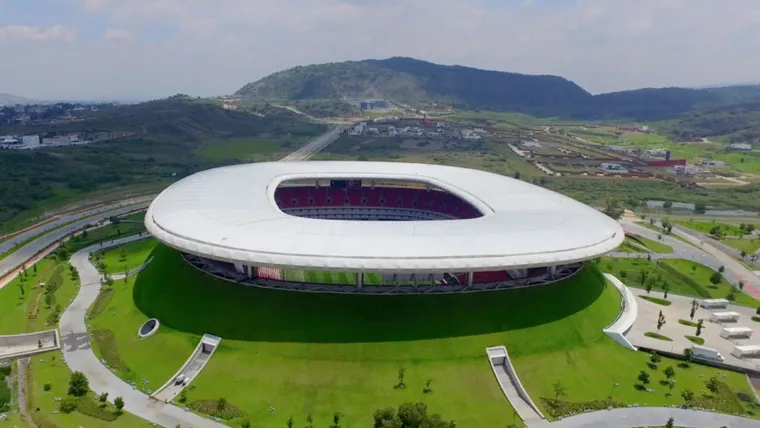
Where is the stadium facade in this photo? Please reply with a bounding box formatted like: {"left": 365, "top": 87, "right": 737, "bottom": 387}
{"left": 145, "top": 161, "right": 623, "bottom": 294}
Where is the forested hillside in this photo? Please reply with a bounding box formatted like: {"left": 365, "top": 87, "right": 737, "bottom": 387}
{"left": 0, "top": 99, "right": 325, "bottom": 222}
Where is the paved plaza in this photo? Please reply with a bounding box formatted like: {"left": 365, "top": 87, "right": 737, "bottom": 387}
{"left": 627, "top": 289, "right": 760, "bottom": 370}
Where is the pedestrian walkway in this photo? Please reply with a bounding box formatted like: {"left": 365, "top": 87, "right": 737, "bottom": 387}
{"left": 60, "top": 236, "right": 228, "bottom": 428}
{"left": 529, "top": 406, "right": 760, "bottom": 428}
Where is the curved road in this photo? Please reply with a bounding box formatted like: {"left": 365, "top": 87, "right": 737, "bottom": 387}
{"left": 61, "top": 236, "right": 227, "bottom": 428}
{"left": 530, "top": 407, "right": 760, "bottom": 428}
{"left": 0, "top": 202, "right": 150, "bottom": 280}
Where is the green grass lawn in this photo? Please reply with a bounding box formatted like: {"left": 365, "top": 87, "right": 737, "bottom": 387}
{"left": 0, "top": 257, "right": 76, "bottom": 334}
{"left": 195, "top": 137, "right": 308, "bottom": 162}
{"left": 722, "top": 237, "right": 760, "bottom": 255}
{"left": 601, "top": 257, "right": 760, "bottom": 307}
{"left": 91, "top": 238, "right": 157, "bottom": 275}
{"left": 615, "top": 238, "right": 648, "bottom": 254}
{"left": 633, "top": 235, "right": 674, "bottom": 254}
{"left": 85, "top": 246, "right": 758, "bottom": 427}
{"left": 675, "top": 220, "right": 745, "bottom": 237}
{"left": 68, "top": 212, "right": 146, "bottom": 252}
{"left": 27, "top": 351, "right": 150, "bottom": 428}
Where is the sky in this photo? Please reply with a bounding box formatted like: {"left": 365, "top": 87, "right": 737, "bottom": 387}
{"left": 1, "top": 0, "right": 760, "bottom": 101}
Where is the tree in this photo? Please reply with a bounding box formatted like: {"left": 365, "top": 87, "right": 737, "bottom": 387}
{"left": 640, "top": 269, "right": 649, "bottom": 286}
{"left": 397, "top": 366, "right": 406, "bottom": 389}
{"left": 718, "top": 265, "right": 725, "bottom": 273}
{"left": 690, "top": 299, "right": 698, "bottom": 321}
{"left": 741, "top": 250, "right": 748, "bottom": 259}
{"left": 657, "top": 310, "right": 666, "bottom": 333}
{"left": 603, "top": 198, "right": 624, "bottom": 220}
{"left": 423, "top": 379, "right": 433, "bottom": 394}
{"left": 646, "top": 280, "right": 653, "bottom": 295}
{"left": 694, "top": 203, "right": 707, "bottom": 214}
{"left": 68, "top": 371, "right": 89, "bottom": 397}
{"left": 649, "top": 351, "right": 662, "bottom": 365}
{"left": 330, "top": 412, "right": 343, "bottom": 428}
{"left": 710, "top": 271, "right": 722, "bottom": 285}
{"left": 706, "top": 377, "right": 720, "bottom": 394}
{"left": 665, "top": 417, "right": 675, "bottom": 428}
{"left": 681, "top": 388, "right": 695, "bottom": 403}
{"left": 513, "top": 171, "right": 521, "bottom": 180}
{"left": 286, "top": 416, "right": 294, "bottom": 428}
{"left": 305, "top": 413, "right": 314, "bottom": 428}
{"left": 637, "top": 371, "right": 650, "bottom": 386}
{"left": 683, "top": 347, "right": 693, "bottom": 362}
{"left": 98, "top": 392, "right": 109, "bottom": 403}
{"left": 696, "top": 319, "right": 704, "bottom": 337}
{"left": 663, "top": 201, "right": 673, "bottom": 213}
{"left": 241, "top": 419, "right": 251, "bottom": 428}
{"left": 663, "top": 366, "right": 675, "bottom": 379}
{"left": 662, "top": 281, "right": 669, "bottom": 299}
{"left": 553, "top": 381, "right": 565, "bottom": 399}
{"left": 114, "top": 396, "right": 124, "bottom": 414}
{"left": 374, "top": 402, "right": 455, "bottom": 428}
{"left": 33, "top": 264, "right": 37, "bottom": 274}
{"left": 60, "top": 397, "right": 78, "bottom": 413}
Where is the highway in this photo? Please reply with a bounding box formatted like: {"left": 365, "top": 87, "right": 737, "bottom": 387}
{"left": 0, "top": 203, "right": 150, "bottom": 280}
{"left": 279, "top": 125, "right": 347, "bottom": 161}
{"left": 0, "top": 195, "right": 152, "bottom": 254}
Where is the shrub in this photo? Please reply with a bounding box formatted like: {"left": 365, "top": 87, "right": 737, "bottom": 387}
{"left": 114, "top": 396, "right": 124, "bottom": 414}
{"left": 188, "top": 399, "right": 245, "bottom": 420}
{"left": 60, "top": 397, "right": 78, "bottom": 413}
{"left": 77, "top": 396, "right": 118, "bottom": 421}
{"left": 43, "top": 382, "right": 51, "bottom": 391}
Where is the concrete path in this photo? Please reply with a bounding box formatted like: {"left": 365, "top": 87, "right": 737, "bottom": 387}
{"left": 530, "top": 407, "right": 760, "bottom": 428}
{"left": 61, "top": 236, "right": 228, "bottom": 428}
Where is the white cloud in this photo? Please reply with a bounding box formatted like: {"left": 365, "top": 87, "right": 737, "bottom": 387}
{"left": 3, "top": 0, "right": 760, "bottom": 99}
{"left": 0, "top": 25, "right": 75, "bottom": 43}
{"left": 103, "top": 28, "right": 134, "bottom": 41}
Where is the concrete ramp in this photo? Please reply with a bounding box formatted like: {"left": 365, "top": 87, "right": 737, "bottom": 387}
{"left": 152, "top": 334, "right": 221, "bottom": 402}
{"left": 486, "top": 346, "right": 544, "bottom": 423}
{"left": 0, "top": 330, "right": 60, "bottom": 363}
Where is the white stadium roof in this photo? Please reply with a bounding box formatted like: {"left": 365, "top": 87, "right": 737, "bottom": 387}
{"left": 145, "top": 161, "right": 623, "bottom": 273}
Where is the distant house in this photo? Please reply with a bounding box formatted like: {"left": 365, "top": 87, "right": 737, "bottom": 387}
{"left": 600, "top": 163, "right": 628, "bottom": 174}
{"left": 728, "top": 142, "right": 752, "bottom": 151}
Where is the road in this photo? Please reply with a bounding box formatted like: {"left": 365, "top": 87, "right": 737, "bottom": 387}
{"left": 0, "top": 196, "right": 152, "bottom": 254}
{"left": 279, "top": 125, "right": 347, "bottom": 161}
{"left": 61, "top": 236, "right": 228, "bottom": 428}
{"left": 0, "top": 203, "right": 150, "bottom": 281}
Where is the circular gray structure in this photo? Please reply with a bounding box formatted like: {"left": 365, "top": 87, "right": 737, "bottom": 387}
{"left": 146, "top": 161, "right": 623, "bottom": 294}
{"left": 138, "top": 319, "right": 160, "bottom": 338}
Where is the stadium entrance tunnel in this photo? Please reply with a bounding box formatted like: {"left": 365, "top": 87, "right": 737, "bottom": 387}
{"left": 274, "top": 178, "right": 484, "bottom": 221}
{"left": 132, "top": 245, "right": 611, "bottom": 343}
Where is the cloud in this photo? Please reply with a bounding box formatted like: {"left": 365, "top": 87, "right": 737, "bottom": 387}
{"left": 2, "top": 0, "right": 760, "bottom": 99}
{"left": 103, "top": 28, "right": 134, "bottom": 41}
{"left": 0, "top": 25, "right": 76, "bottom": 43}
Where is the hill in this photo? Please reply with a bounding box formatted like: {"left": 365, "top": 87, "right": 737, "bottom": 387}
{"left": 235, "top": 57, "right": 760, "bottom": 120}
{"left": 0, "top": 93, "right": 33, "bottom": 106}
{"left": 0, "top": 98, "right": 326, "bottom": 223}
{"left": 235, "top": 57, "right": 591, "bottom": 117}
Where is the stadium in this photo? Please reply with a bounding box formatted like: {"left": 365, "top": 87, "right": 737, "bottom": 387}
{"left": 145, "top": 161, "right": 624, "bottom": 293}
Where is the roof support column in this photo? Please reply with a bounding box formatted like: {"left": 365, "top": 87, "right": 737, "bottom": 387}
{"left": 356, "top": 272, "right": 363, "bottom": 289}
{"left": 467, "top": 271, "right": 474, "bottom": 287}
{"left": 549, "top": 265, "right": 557, "bottom": 279}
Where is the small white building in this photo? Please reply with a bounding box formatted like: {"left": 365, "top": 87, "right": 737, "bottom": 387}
{"left": 699, "top": 298, "right": 729, "bottom": 309}
{"left": 731, "top": 345, "right": 760, "bottom": 359}
{"left": 720, "top": 326, "right": 753, "bottom": 339}
{"left": 710, "top": 311, "right": 740, "bottom": 323}
{"left": 728, "top": 143, "right": 752, "bottom": 151}
{"left": 22, "top": 135, "right": 40, "bottom": 146}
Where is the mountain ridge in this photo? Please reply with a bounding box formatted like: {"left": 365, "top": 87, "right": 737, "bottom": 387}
{"left": 235, "top": 57, "right": 760, "bottom": 120}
